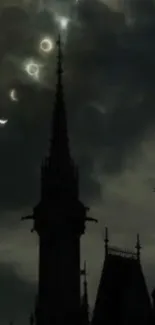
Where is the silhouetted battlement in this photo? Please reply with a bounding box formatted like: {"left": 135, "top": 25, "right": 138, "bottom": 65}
{"left": 108, "top": 245, "right": 137, "bottom": 259}
{"left": 104, "top": 227, "right": 141, "bottom": 262}
{"left": 92, "top": 243, "right": 153, "bottom": 325}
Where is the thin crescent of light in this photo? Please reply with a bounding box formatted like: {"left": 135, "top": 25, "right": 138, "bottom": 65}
{"left": 10, "top": 89, "right": 18, "bottom": 102}
{"left": 0, "top": 119, "right": 8, "bottom": 125}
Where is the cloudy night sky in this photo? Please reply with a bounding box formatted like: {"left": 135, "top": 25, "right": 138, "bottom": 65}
{"left": 0, "top": 0, "right": 155, "bottom": 323}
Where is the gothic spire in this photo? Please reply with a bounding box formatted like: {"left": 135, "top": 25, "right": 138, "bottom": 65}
{"left": 135, "top": 233, "right": 141, "bottom": 262}
{"left": 104, "top": 227, "right": 109, "bottom": 258}
{"left": 81, "top": 261, "right": 89, "bottom": 325}
{"left": 49, "top": 33, "right": 70, "bottom": 166}
{"left": 38, "top": 33, "right": 80, "bottom": 201}
{"left": 83, "top": 261, "right": 88, "bottom": 303}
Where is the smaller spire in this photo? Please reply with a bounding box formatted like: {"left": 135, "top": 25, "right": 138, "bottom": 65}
{"left": 104, "top": 227, "right": 109, "bottom": 258}
{"left": 81, "top": 261, "right": 89, "bottom": 325}
{"left": 135, "top": 233, "right": 141, "bottom": 262}
{"left": 152, "top": 289, "right": 155, "bottom": 310}
{"left": 84, "top": 261, "right": 87, "bottom": 283}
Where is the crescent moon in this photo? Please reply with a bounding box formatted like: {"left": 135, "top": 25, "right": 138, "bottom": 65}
{"left": 0, "top": 118, "right": 8, "bottom": 125}
{"left": 10, "top": 89, "right": 18, "bottom": 102}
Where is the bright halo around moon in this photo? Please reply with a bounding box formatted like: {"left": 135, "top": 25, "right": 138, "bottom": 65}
{"left": 39, "top": 37, "right": 54, "bottom": 54}
{"left": 26, "top": 61, "right": 39, "bottom": 78}
{"left": 0, "top": 118, "right": 8, "bottom": 126}
{"left": 9, "top": 88, "right": 18, "bottom": 102}
{"left": 23, "top": 59, "right": 42, "bottom": 81}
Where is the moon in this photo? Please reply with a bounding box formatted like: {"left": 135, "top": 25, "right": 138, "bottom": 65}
{"left": 40, "top": 37, "right": 54, "bottom": 53}
{"left": 10, "top": 89, "right": 18, "bottom": 102}
{"left": 0, "top": 118, "right": 8, "bottom": 125}
{"left": 26, "top": 62, "right": 39, "bottom": 76}
{"left": 23, "top": 59, "right": 41, "bottom": 81}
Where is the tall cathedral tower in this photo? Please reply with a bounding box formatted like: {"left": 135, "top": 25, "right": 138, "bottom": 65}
{"left": 22, "top": 35, "right": 97, "bottom": 325}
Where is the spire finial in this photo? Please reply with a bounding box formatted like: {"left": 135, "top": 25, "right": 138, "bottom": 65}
{"left": 81, "top": 261, "right": 89, "bottom": 325}
{"left": 55, "top": 33, "right": 63, "bottom": 103}
{"left": 135, "top": 233, "right": 141, "bottom": 262}
{"left": 80, "top": 260, "right": 87, "bottom": 278}
{"left": 84, "top": 260, "right": 87, "bottom": 283}
{"left": 56, "top": 33, "right": 63, "bottom": 76}
{"left": 104, "top": 227, "right": 109, "bottom": 258}
{"left": 48, "top": 33, "right": 70, "bottom": 164}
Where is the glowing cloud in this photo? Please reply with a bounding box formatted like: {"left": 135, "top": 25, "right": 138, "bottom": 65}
{"left": 0, "top": 118, "right": 8, "bottom": 126}
{"left": 55, "top": 15, "right": 70, "bottom": 31}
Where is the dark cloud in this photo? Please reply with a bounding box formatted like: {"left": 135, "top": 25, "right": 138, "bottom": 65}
{"left": 0, "top": 0, "right": 155, "bottom": 205}
{"left": 64, "top": 0, "right": 155, "bottom": 179}
{"left": 0, "top": 0, "right": 155, "bottom": 322}
{"left": 0, "top": 84, "right": 54, "bottom": 210}
{"left": 0, "top": 262, "right": 35, "bottom": 325}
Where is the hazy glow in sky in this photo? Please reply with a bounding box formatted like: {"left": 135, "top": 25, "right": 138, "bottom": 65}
{"left": 55, "top": 14, "right": 70, "bottom": 31}
{"left": 0, "top": 118, "right": 8, "bottom": 126}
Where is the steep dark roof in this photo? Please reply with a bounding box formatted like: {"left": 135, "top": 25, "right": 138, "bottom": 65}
{"left": 92, "top": 252, "right": 152, "bottom": 325}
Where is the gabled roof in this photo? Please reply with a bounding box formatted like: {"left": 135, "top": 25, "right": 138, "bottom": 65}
{"left": 92, "top": 250, "right": 152, "bottom": 325}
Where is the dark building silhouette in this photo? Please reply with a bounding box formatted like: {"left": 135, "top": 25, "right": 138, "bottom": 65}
{"left": 92, "top": 228, "right": 153, "bottom": 325}
{"left": 151, "top": 289, "right": 155, "bottom": 323}
{"left": 20, "top": 34, "right": 155, "bottom": 325}
{"left": 22, "top": 34, "right": 97, "bottom": 325}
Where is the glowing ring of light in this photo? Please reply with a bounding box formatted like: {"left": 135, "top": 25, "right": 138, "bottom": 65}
{"left": 40, "top": 38, "right": 54, "bottom": 53}
{"left": 26, "top": 63, "right": 39, "bottom": 76}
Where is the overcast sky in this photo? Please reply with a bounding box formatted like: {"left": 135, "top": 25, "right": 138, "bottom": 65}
{"left": 0, "top": 0, "right": 155, "bottom": 324}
